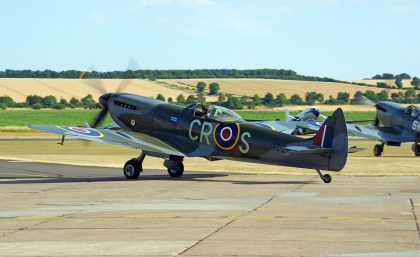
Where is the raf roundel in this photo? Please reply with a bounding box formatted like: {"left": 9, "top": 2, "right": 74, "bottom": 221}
{"left": 58, "top": 126, "right": 104, "bottom": 138}
{"left": 213, "top": 122, "right": 240, "bottom": 150}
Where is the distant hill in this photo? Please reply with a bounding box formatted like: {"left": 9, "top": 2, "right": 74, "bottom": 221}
{"left": 0, "top": 69, "right": 338, "bottom": 82}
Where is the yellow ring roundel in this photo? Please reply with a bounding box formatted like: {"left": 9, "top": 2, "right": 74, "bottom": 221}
{"left": 213, "top": 122, "right": 241, "bottom": 150}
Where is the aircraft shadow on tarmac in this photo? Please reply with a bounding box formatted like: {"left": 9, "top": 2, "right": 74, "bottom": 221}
{"left": 0, "top": 171, "right": 315, "bottom": 185}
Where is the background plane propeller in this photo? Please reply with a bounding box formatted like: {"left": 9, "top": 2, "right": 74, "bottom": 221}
{"left": 352, "top": 93, "right": 382, "bottom": 127}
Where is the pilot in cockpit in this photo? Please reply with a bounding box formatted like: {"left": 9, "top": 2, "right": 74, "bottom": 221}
{"left": 193, "top": 102, "right": 207, "bottom": 117}
{"left": 405, "top": 105, "right": 420, "bottom": 120}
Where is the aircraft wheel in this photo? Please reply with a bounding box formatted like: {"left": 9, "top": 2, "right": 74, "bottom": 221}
{"left": 167, "top": 162, "right": 184, "bottom": 178}
{"left": 124, "top": 158, "right": 142, "bottom": 179}
{"left": 322, "top": 174, "right": 332, "bottom": 184}
{"left": 412, "top": 144, "right": 420, "bottom": 157}
{"left": 373, "top": 144, "right": 383, "bottom": 157}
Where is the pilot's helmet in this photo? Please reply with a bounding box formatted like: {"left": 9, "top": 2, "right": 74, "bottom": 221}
{"left": 311, "top": 107, "right": 321, "bottom": 117}
{"left": 206, "top": 106, "right": 215, "bottom": 117}
{"left": 405, "top": 105, "right": 414, "bottom": 114}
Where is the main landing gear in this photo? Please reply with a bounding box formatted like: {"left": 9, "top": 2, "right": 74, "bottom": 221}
{"left": 374, "top": 143, "right": 418, "bottom": 157}
{"left": 412, "top": 143, "right": 420, "bottom": 157}
{"left": 316, "top": 169, "right": 332, "bottom": 184}
{"left": 123, "top": 153, "right": 185, "bottom": 179}
{"left": 123, "top": 153, "right": 145, "bottom": 179}
{"left": 373, "top": 143, "right": 384, "bottom": 157}
{"left": 164, "top": 156, "right": 184, "bottom": 178}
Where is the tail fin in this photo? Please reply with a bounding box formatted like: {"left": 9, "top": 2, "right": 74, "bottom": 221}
{"left": 283, "top": 108, "right": 348, "bottom": 171}
{"left": 313, "top": 121, "right": 334, "bottom": 148}
{"left": 314, "top": 108, "right": 348, "bottom": 171}
{"left": 285, "top": 109, "right": 292, "bottom": 122}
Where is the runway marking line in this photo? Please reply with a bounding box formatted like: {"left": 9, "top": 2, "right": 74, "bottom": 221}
{"left": 1, "top": 215, "right": 414, "bottom": 223}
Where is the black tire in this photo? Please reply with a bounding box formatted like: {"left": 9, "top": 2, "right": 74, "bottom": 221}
{"left": 322, "top": 174, "right": 332, "bottom": 184}
{"left": 373, "top": 144, "right": 383, "bottom": 157}
{"left": 123, "top": 158, "right": 142, "bottom": 179}
{"left": 167, "top": 162, "right": 184, "bottom": 178}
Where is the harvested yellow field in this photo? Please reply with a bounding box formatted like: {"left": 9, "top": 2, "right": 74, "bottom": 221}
{"left": 0, "top": 78, "right": 196, "bottom": 102}
{"left": 160, "top": 78, "right": 405, "bottom": 98}
{"left": 0, "top": 78, "right": 407, "bottom": 103}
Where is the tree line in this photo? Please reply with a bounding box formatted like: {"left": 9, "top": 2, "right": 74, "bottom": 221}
{"left": 369, "top": 73, "right": 420, "bottom": 90}
{"left": 371, "top": 73, "right": 412, "bottom": 80}
{"left": 155, "top": 82, "right": 420, "bottom": 110}
{"left": 0, "top": 69, "right": 338, "bottom": 82}
{"left": 1, "top": 81, "right": 419, "bottom": 111}
{"left": 0, "top": 94, "right": 100, "bottom": 110}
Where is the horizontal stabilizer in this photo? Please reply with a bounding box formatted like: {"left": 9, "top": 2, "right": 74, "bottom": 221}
{"left": 347, "top": 120, "right": 375, "bottom": 124}
{"left": 348, "top": 146, "right": 365, "bottom": 153}
{"left": 284, "top": 146, "right": 362, "bottom": 155}
{"left": 283, "top": 147, "right": 331, "bottom": 155}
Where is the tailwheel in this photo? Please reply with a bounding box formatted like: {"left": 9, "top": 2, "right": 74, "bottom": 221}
{"left": 316, "top": 169, "right": 332, "bottom": 184}
{"left": 412, "top": 143, "right": 420, "bottom": 157}
{"left": 167, "top": 162, "right": 184, "bottom": 178}
{"left": 322, "top": 174, "right": 332, "bottom": 183}
{"left": 123, "top": 158, "right": 142, "bottom": 180}
{"left": 373, "top": 144, "right": 383, "bottom": 157}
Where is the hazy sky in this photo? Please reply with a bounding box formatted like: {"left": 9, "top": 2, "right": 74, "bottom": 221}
{"left": 0, "top": 0, "right": 419, "bottom": 79}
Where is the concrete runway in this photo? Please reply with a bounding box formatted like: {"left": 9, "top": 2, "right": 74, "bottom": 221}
{"left": 0, "top": 160, "right": 420, "bottom": 256}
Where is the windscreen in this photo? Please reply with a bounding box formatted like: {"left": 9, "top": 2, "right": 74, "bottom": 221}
{"left": 207, "top": 106, "right": 244, "bottom": 122}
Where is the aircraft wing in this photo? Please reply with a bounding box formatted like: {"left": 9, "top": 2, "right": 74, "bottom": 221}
{"left": 249, "top": 120, "right": 298, "bottom": 134}
{"left": 293, "top": 120, "right": 323, "bottom": 132}
{"left": 29, "top": 125, "right": 185, "bottom": 156}
{"left": 294, "top": 121, "right": 412, "bottom": 143}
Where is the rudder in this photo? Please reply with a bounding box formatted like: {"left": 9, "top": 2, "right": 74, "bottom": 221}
{"left": 314, "top": 108, "right": 348, "bottom": 171}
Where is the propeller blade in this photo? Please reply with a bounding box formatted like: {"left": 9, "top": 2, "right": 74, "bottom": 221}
{"left": 353, "top": 94, "right": 376, "bottom": 106}
{"left": 116, "top": 58, "right": 141, "bottom": 93}
{"left": 81, "top": 65, "right": 108, "bottom": 95}
{"left": 92, "top": 108, "right": 108, "bottom": 128}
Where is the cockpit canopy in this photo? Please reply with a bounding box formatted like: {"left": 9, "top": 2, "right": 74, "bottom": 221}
{"left": 404, "top": 105, "right": 420, "bottom": 119}
{"left": 294, "top": 107, "right": 321, "bottom": 121}
{"left": 185, "top": 103, "right": 244, "bottom": 122}
{"left": 207, "top": 105, "right": 244, "bottom": 122}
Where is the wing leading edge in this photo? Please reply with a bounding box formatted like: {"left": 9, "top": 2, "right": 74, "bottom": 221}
{"left": 293, "top": 120, "right": 414, "bottom": 143}
{"left": 29, "top": 125, "right": 185, "bottom": 156}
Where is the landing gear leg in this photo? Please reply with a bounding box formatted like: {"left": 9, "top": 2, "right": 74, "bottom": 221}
{"left": 164, "top": 156, "right": 184, "bottom": 178}
{"left": 123, "top": 153, "right": 145, "bottom": 180}
{"left": 316, "top": 169, "right": 332, "bottom": 184}
{"left": 373, "top": 143, "right": 384, "bottom": 157}
{"left": 412, "top": 143, "right": 420, "bottom": 157}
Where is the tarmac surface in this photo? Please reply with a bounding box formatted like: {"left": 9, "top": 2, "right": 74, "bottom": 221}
{"left": 0, "top": 160, "right": 420, "bottom": 256}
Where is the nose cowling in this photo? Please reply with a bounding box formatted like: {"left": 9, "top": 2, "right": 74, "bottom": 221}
{"left": 99, "top": 93, "right": 112, "bottom": 109}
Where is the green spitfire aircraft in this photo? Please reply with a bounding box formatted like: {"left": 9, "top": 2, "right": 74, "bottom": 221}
{"left": 30, "top": 93, "right": 351, "bottom": 183}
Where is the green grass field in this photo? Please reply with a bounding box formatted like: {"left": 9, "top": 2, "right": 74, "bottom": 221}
{"left": 0, "top": 109, "right": 376, "bottom": 127}
{"left": 236, "top": 111, "right": 376, "bottom": 121}
{"left": 0, "top": 110, "right": 113, "bottom": 127}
